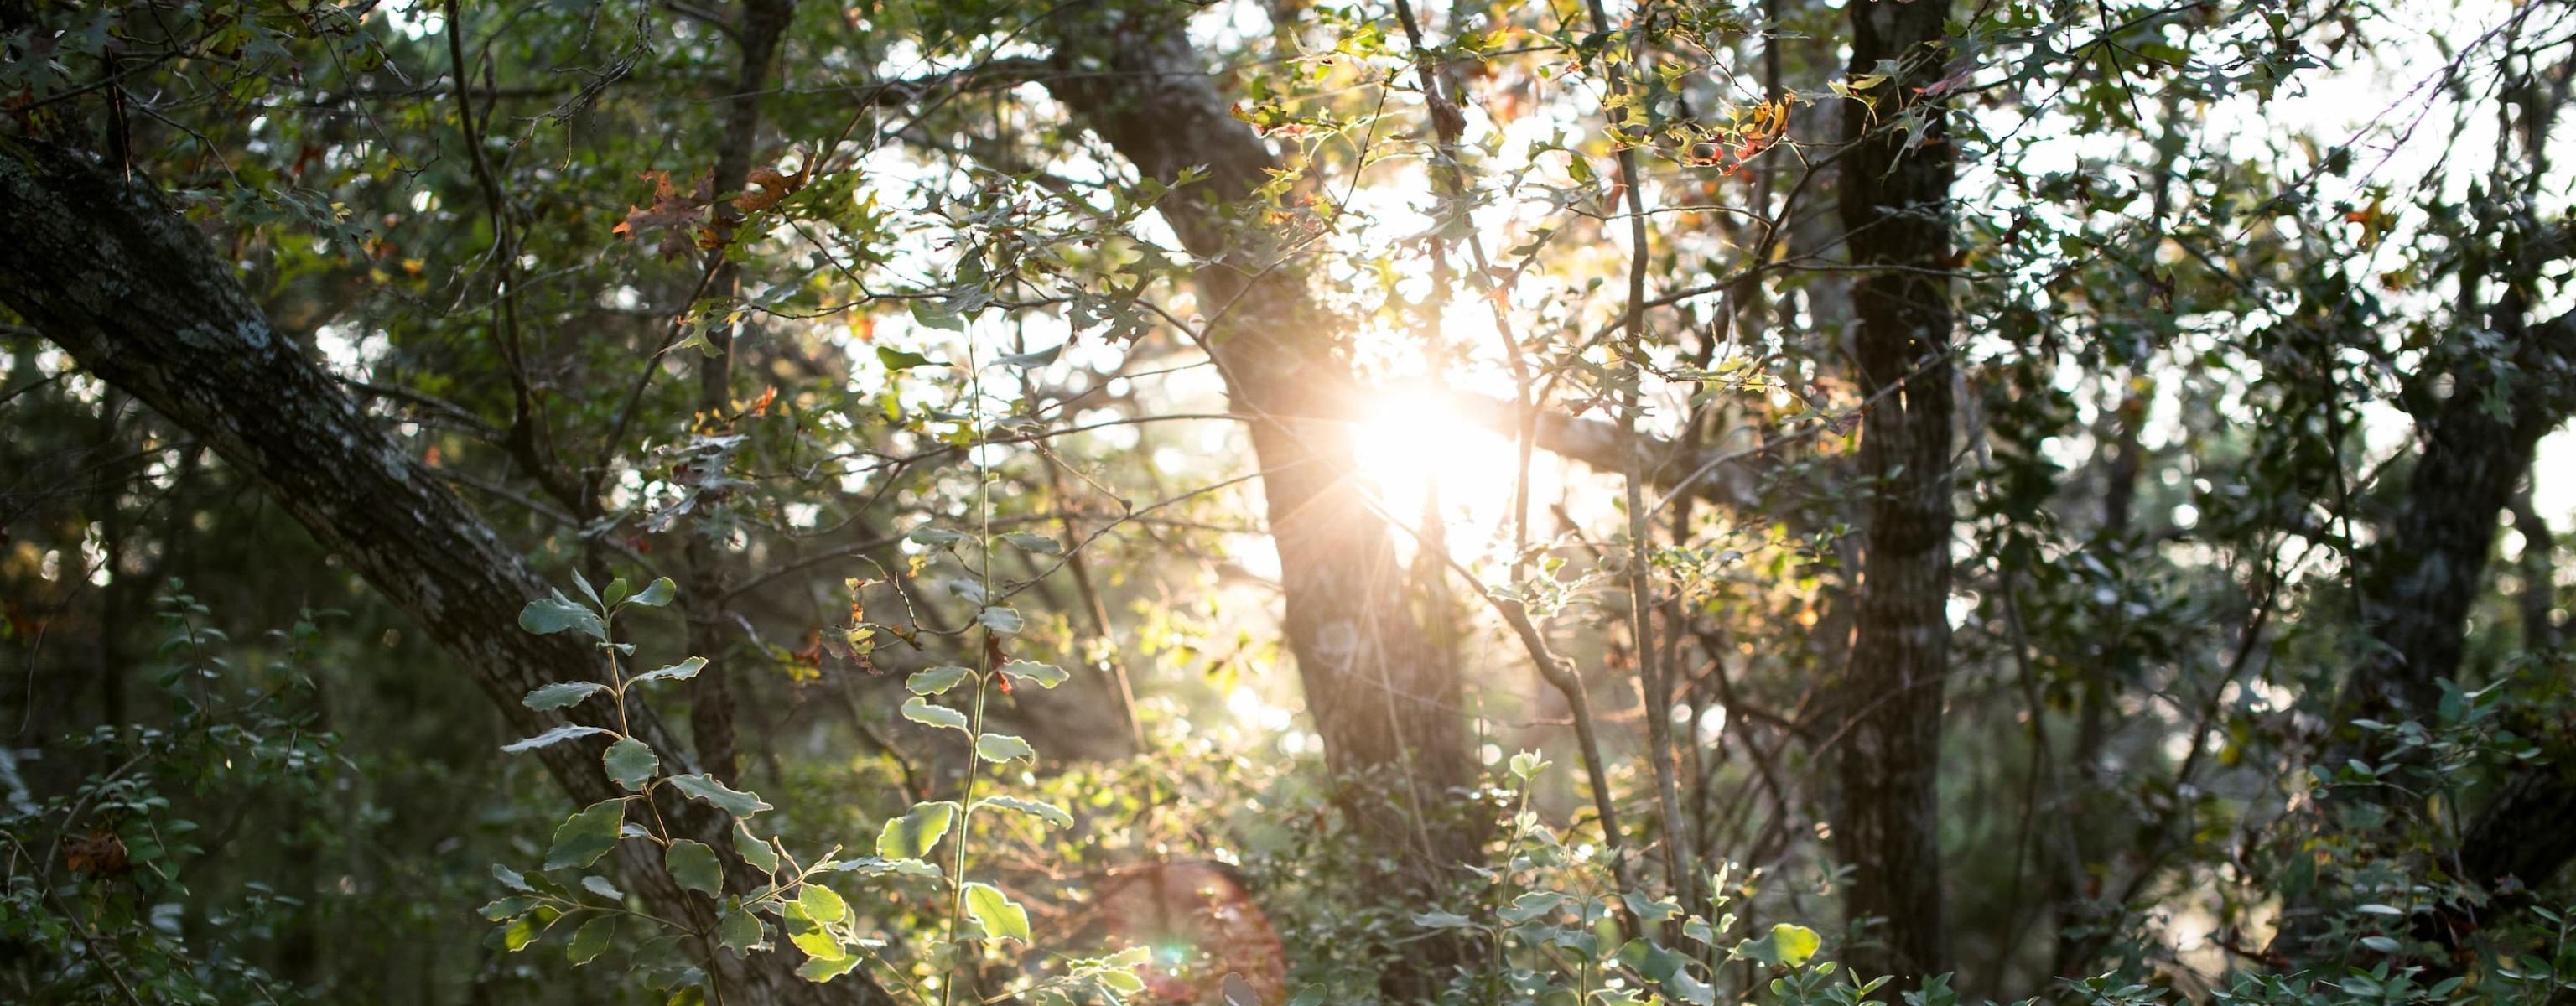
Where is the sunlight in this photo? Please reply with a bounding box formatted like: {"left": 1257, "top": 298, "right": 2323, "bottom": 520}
{"left": 25, "top": 0, "right": 2576, "bottom": 999}
{"left": 1349, "top": 391, "right": 1528, "bottom": 555}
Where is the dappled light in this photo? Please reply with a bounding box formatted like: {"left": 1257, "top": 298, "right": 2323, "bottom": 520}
{"left": 4, "top": 1, "right": 2576, "bottom": 1005}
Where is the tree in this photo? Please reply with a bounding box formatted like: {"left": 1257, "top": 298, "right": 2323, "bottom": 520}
{"left": 0, "top": 142, "right": 897, "bottom": 1006}
{"left": 1829, "top": 0, "right": 1959, "bottom": 984}
{"left": 1037, "top": 6, "right": 1488, "bottom": 991}
{"left": 8, "top": 0, "right": 2576, "bottom": 1003}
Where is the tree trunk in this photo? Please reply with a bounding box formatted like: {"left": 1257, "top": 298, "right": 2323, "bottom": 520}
{"left": 2367, "top": 301, "right": 2576, "bottom": 901}
{"left": 683, "top": 0, "right": 801, "bottom": 788}
{"left": 1036, "top": 7, "right": 1485, "bottom": 994}
{"left": 2281, "top": 282, "right": 2576, "bottom": 953}
{"left": 2334, "top": 311, "right": 2576, "bottom": 728}
{"left": 1831, "top": 0, "right": 1959, "bottom": 985}
{"left": 0, "top": 141, "right": 896, "bottom": 1006}
{"left": 2509, "top": 493, "right": 2559, "bottom": 656}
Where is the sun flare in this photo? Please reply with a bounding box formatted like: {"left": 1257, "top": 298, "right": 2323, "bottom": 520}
{"left": 1349, "top": 393, "right": 1531, "bottom": 553}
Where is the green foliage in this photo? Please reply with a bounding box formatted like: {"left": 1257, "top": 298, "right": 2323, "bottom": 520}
{"left": 8, "top": 0, "right": 2576, "bottom": 1003}
{"left": 963, "top": 881, "right": 1031, "bottom": 945}
{"left": 542, "top": 800, "right": 629, "bottom": 872}
{"left": 878, "top": 801, "right": 957, "bottom": 862}
{"left": 477, "top": 535, "right": 1137, "bottom": 1002}
{"left": 602, "top": 739, "right": 660, "bottom": 791}
{"left": 0, "top": 590, "right": 343, "bottom": 1004}
{"left": 665, "top": 840, "right": 723, "bottom": 898}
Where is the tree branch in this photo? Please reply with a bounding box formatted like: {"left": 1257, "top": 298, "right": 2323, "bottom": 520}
{"left": 0, "top": 141, "right": 896, "bottom": 1006}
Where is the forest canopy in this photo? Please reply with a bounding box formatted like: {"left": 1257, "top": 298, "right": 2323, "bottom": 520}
{"left": 3, "top": 0, "right": 2575, "bottom": 1004}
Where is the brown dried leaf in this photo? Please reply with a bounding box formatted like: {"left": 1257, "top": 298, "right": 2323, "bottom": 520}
{"left": 612, "top": 170, "right": 713, "bottom": 260}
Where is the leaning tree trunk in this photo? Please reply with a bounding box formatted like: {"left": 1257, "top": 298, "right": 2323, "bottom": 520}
{"left": 2263, "top": 44, "right": 2576, "bottom": 961}
{"left": 1831, "top": 0, "right": 1960, "bottom": 986}
{"left": 0, "top": 142, "right": 898, "bottom": 1006}
{"left": 2331, "top": 300, "right": 2576, "bottom": 730}
{"left": 1036, "top": 5, "right": 1485, "bottom": 995}
{"left": 2288, "top": 288, "right": 2576, "bottom": 952}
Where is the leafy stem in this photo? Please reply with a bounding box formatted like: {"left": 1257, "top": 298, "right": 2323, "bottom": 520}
{"left": 943, "top": 304, "right": 996, "bottom": 1006}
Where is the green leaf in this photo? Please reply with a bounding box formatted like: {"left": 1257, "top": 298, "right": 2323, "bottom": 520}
{"left": 1499, "top": 891, "right": 1567, "bottom": 925}
{"left": 963, "top": 882, "right": 1031, "bottom": 944}
{"left": 995, "top": 343, "right": 1062, "bottom": 369}
{"left": 543, "top": 800, "right": 628, "bottom": 871}
{"left": 901, "top": 697, "right": 969, "bottom": 733}
{"left": 999, "top": 532, "right": 1062, "bottom": 554}
{"left": 493, "top": 863, "right": 532, "bottom": 893}
{"left": 479, "top": 895, "right": 536, "bottom": 920}
{"left": 877, "top": 801, "right": 958, "bottom": 861}
{"left": 523, "top": 681, "right": 607, "bottom": 711}
{"left": 735, "top": 822, "right": 780, "bottom": 872}
{"left": 570, "top": 568, "right": 602, "bottom": 606}
{"left": 719, "top": 904, "right": 765, "bottom": 953}
{"left": 665, "top": 774, "right": 773, "bottom": 818}
{"left": 909, "top": 296, "right": 967, "bottom": 332}
{"left": 1622, "top": 892, "right": 1682, "bottom": 923}
{"left": 975, "top": 605, "right": 1022, "bottom": 634}
{"left": 797, "top": 882, "right": 848, "bottom": 926}
{"left": 520, "top": 594, "right": 605, "bottom": 640}
{"left": 974, "top": 732, "right": 1036, "bottom": 764}
{"left": 582, "top": 875, "right": 624, "bottom": 900}
{"left": 797, "top": 952, "right": 861, "bottom": 983}
{"left": 1734, "top": 922, "right": 1820, "bottom": 967}
{"left": 1098, "top": 967, "right": 1147, "bottom": 995}
{"left": 666, "top": 839, "right": 722, "bottom": 896}
{"left": 1412, "top": 910, "right": 1476, "bottom": 929}
{"left": 906, "top": 665, "right": 973, "bottom": 696}
{"left": 1620, "top": 939, "right": 1716, "bottom": 1004}
{"left": 631, "top": 657, "right": 707, "bottom": 685}
{"left": 977, "top": 795, "right": 1072, "bottom": 828}
{"left": 604, "top": 738, "right": 659, "bottom": 791}
{"left": 1768, "top": 923, "right": 1820, "bottom": 967}
{"left": 503, "top": 724, "right": 612, "bottom": 753}
{"left": 1509, "top": 749, "right": 1550, "bottom": 780}
{"left": 908, "top": 526, "right": 966, "bottom": 545}
{"left": 998, "top": 660, "right": 1067, "bottom": 690}
{"left": 876, "top": 346, "right": 938, "bottom": 371}
{"left": 826, "top": 856, "right": 944, "bottom": 880}
{"left": 626, "top": 578, "right": 678, "bottom": 608}
{"left": 1082, "top": 947, "right": 1153, "bottom": 990}
{"left": 782, "top": 900, "right": 840, "bottom": 959}
{"left": 504, "top": 914, "right": 543, "bottom": 952}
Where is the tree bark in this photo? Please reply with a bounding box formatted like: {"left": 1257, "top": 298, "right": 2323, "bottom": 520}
{"left": 1831, "top": 0, "right": 1959, "bottom": 985}
{"left": 2334, "top": 307, "right": 2576, "bottom": 728}
{"left": 2509, "top": 493, "right": 2559, "bottom": 656}
{"left": 2283, "top": 286, "right": 2576, "bottom": 954}
{"left": 2379, "top": 303, "right": 2576, "bottom": 898}
{"left": 683, "top": 0, "right": 801, "bottom": 789}
{"left": 1035, "top": 7, "right": 1485, "bottom": 995}
{"left": 0, "top": 141, "right": 896, "bottom": 1006}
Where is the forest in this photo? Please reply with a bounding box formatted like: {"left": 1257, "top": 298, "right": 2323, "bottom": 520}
{"left": 3, "top": 0, "right": 2574, "bottom": 1003}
